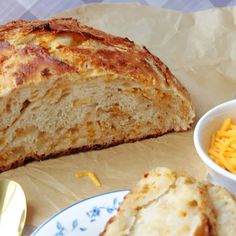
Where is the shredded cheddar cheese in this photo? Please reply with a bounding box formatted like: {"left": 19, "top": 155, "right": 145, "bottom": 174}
{"left": 75, "top": 171, "right": 101, "bottom": 187}
{"left": 209, "top": 118, "right": 236, "bottom": 174}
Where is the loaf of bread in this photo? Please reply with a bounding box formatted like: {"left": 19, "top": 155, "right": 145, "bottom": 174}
{"left": 0, "top": 18, "right": 195, "bottom": 171}
{"left": 101, "top": 167, "right": 236, "bottom": 236}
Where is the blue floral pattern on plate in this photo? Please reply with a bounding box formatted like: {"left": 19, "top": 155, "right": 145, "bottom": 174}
{"left": 54, "top": 219, "right": 86, "bottom": 236}
{"left": 31, "top": 190, "right": 129, "bottom": 236}
{"left": 86, "top": 197, "right": 120, "bottom": 223}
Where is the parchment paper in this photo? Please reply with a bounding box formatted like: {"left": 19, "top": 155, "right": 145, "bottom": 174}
{"left": 1, "top": 3, "right": 236, "bottom": 232}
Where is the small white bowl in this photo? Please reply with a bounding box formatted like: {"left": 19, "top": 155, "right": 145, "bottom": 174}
{"left": 194, "top": 99, "right": 236, "bottom": 195}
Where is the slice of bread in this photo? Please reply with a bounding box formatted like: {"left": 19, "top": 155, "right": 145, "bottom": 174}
{"left": 207, "top": 185, "right": 236, "bottom": 236}
{"left": 101, "top": 168, "right": 176, "bottom": 235}
{"left": 0, "top": 18, "right": 195, "bottom": 171}
{"left": 101, "top": 167, "right": 215, "bottom": 236}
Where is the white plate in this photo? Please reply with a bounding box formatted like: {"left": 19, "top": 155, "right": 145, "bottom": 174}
{"left": 31, "top": 190, "right": 129, "bottom": 236}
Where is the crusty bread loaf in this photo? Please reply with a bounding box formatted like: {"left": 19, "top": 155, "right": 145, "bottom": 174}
{"left": 207, "top": 185, "right": 236, "bottom": 236}
{"left": 0, "top": 18, "right": 195, "bottom": 171}
{"left": 101, "top": 167, "right": 215, "bottom": 236}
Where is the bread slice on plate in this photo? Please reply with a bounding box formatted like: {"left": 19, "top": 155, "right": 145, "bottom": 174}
{"left": 0, "top": 18, "right": 195, "bottom": 171}
{"left": 100, "top": 167, "right": 215, "bottom": 236}
{"left": 207, "top": 185, "right": 236, "bottom": 236}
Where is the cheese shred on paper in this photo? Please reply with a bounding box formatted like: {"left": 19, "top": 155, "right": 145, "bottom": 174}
{"left": 75, "top": 171, "right": 101, "bottom": 187}
{"left": 209, "top": 118, "right": 236, "bottom": 174}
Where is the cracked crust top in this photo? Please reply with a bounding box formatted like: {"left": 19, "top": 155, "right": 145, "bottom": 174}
{"left": 0, "top": 18, "right": 193, "bottom": 107}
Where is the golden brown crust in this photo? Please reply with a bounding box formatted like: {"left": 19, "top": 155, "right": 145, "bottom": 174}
{"left": 198, "top": 185, "right": 217, "bottom": 236}
{"left": 99, "top": 216, "right": 116, "bottom": 236}
{"left": 0, "top": 38, "right": 75, "bottom": 92}
{"left": 193, "top": 217, "right": 211, "bottom": 236}
{"left": 0, "top": 18, "right": 192, "bottom": 102}
{"left": 142, "top": 46, "right": 191, "bottom": 101}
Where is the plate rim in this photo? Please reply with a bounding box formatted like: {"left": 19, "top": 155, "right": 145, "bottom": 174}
{"left": 31, "top": 189, "right": 129, "bottom": 236}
